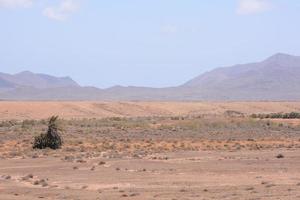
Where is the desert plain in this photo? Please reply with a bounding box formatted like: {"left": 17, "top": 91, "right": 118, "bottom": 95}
{"left": 0, "top": 101, "right": 300, "bottom": 200}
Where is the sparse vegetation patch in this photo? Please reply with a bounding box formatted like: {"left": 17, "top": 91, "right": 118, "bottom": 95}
{"left": 251, "top": 112, "right": 300, "bottom": 119}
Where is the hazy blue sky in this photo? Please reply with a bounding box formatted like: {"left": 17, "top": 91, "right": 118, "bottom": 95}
{"left": 1, "top": 0, "right": 300, "bottom": 88}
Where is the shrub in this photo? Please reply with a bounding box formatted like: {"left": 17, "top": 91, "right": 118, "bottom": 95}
{"left": 250, "top": 112, "right": 300, "bottom": 119}
{"left": 33, "top": 116, "right": 63, "bottom": 149}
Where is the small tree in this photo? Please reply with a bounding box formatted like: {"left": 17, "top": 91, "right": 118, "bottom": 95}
{"left": 33, "top": 116, "right": 63, "bottom": 149}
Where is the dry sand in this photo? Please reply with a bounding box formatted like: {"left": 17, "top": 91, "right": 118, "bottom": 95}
{"left": 1, "top": 101, "right": 300, "bottom": 120}
{"left": 1, "top": 150, "right": 300, "bottom": 200}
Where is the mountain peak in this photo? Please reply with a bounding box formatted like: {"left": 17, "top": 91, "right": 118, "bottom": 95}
{"left": 265, "top": 53, "right": 296, "bottom": 62}
{"left": 272, "top": 52, "right": 292, "bottom": 57}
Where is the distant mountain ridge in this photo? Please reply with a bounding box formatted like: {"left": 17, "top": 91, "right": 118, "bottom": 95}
{"left": 181, "top": 53, "right": 300, "bottom": 100}
{"left": 0, "top": 71, "right": 79, "bottom": 89}
{"left": 1, "top": 53, "right": 300, "bottom": 100}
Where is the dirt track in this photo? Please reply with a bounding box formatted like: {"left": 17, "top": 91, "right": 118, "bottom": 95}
{"left": 1, "top": 101, "right": 300, "bottom": 120}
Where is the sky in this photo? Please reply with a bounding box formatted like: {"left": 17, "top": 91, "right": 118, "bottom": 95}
{"left": 1, "top": 0, "right": 300, "bottom": 88}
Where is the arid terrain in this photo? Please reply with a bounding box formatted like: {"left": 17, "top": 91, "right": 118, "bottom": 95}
{"left": 1, "top": 101, "right": 300, "bottom": 199}
{"left": 1, "top": 101, "right": 300, "bottom": 120}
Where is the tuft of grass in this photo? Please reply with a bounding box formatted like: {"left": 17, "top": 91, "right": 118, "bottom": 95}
{"left": 21, "top": 119, "right": 35, "bottom": 129}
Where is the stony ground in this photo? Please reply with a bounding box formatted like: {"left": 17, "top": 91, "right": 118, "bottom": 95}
{"left": 1, "top": 150, "right": 300, "bottom": 200}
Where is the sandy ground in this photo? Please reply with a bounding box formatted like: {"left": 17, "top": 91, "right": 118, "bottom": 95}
{"left": 0, "top": 150, "right": 300, "bottom": 200}
{"left": 1, "top": 101, "right": 300, "bottom": 120}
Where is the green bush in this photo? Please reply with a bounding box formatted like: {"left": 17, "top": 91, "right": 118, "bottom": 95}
{"left": 33, "top": 116, "right": 63, "bottom": 149}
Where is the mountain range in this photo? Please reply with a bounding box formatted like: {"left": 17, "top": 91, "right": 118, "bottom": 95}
{"left": 1, "top": 53, "right": 300, "bottom": 101}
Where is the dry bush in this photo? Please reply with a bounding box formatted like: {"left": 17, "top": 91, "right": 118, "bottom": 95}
{"left": 33, "top": 116, "right": 63, "bottom": 150}
{"left": 0, "top": 120, "right": 18, "bottom": 127}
